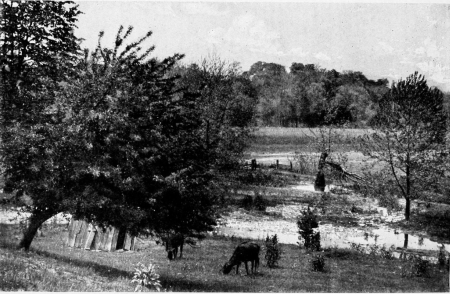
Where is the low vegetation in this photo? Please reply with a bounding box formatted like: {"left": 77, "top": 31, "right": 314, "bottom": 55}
{"left": 0, "top": 224, "right": 448, "bottom": 292}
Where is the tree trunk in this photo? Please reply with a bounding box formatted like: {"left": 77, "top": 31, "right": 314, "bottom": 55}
{"left": 405, "top": 197, "right": 411, "bottom": 221}
{"left": 314, "top": 152, "right": 328, "bottom": 192}
{"left": 19, "top": 209, "right": 56, "bottom": 251}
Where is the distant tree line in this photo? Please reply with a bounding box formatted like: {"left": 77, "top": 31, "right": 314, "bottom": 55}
{"left": 244, "top": 61, "right": 391, "bottom": 127}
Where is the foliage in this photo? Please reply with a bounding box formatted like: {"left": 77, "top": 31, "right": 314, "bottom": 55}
{"left": 236, "top": 169, "right": 287, "bottom": 187}
{"left": 241, "top": 195, "right": 253, "bottom": 210}
{"left": 246, "top": 61, "right": 389, "bottom": 127}
{"left": 297, "top": 208, "right": 321, "bottom": 251}
{"left": 174, "top": 55, "right": 258, "bottom": 173}
{"left": 0, "top": 0, "right": 82, "bottom": 249}
{"left": 401, "top": 255, "right": 430, "bottom": 278}
{"left": 360, "top": 72, "right": 447, "bottom": 220}
{"left": 1, "top": 22, "right": 219, "bottom": 249}
{"left": 131, "top": 262, "right": 162, "bottom": 292}
{"left": 253, "top": 193, "right": 267, "bottom": 211}
{"left": 311, "top": 254, "right": 326, "bottom": 272}
{"left": 438, "top": 244, "right": 447, "bottom": 267}
{"left": 264, "top": 234, "right": 281, "bottom": 268}
{"left": 379, "top": 245, "right": 395, "bottom": 260}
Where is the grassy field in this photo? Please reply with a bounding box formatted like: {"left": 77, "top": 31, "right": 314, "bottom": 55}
{"left": 249, "top": 127, "right": 373, "bottom": 153}
{"left": 0, "top": 224, "right": 448, "bottom": 292}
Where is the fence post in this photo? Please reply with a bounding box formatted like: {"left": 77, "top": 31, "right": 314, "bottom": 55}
{"left": 276, "top": 160, "right": 279, "bottom": 169}
{"left": 290, "top": 161, "right": 293, "bottom": 171}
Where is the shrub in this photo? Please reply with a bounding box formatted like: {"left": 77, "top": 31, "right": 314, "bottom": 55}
{"left": 241, "top": 195, "right": 253, "bottom": 210}
{"left": 253, "top": 194, "right": 267, "bottom": 211}
{"left": 379, "top": 245, "right": 395, "bottom": 260}
{"left": 297, "top": 208, "right": 321, "bottom": 251}
{"left": 131, "top": 262, "right": 162, "bottom": 292}
{"left": 350, "top": 242, "right": 366, "bottom": 254}
{"left": 438, "top": 244, "right": 447, "bottom": 267}
{"left": 265, "top": 234, "right": 282, "bottom": 268}
{"left": 311, "top": 254, "right": 326, "bottom": 272}
{"left": 401, "top": 255, "right": 430, "bottom": 278}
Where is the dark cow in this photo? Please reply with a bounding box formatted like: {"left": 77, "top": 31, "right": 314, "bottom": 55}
{"left": 163, "top": 234, "right": 197, "bottom": 260}
{"left": 222, "top": 241, "right": 260, "bottom": 275}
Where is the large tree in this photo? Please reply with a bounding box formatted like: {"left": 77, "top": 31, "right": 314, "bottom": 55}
{"left": 361, "top": 72, "right": 447, "bottom": 220}
{"left": 3, "top": 20, "right": 220, "bottom": 249}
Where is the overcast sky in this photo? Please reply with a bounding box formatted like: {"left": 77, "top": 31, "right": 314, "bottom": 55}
{"left": 75, "top": 1, "right": 450, "bottom": 91}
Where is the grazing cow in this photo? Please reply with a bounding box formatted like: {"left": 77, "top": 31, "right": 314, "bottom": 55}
{"left": 163, "top": 234, "right": 197, "bottom": 260}
{"left": 222, "top": 241, "right": 260, "bottom": 275}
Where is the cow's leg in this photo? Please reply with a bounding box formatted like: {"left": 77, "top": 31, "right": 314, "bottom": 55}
{"left": 173, "top": 247, "right": 178, "bottom": 259}
{"left": 244, "top": 261, "right": 249, "bottom": 275}
{"left": 235, "top": 263, "right": 240, "bottom": 275}
{"left": 251, "top": 260, "right": 255, "bottom": 274}
{"left": 180, "top": 243, "right": 183, "bottom": 258}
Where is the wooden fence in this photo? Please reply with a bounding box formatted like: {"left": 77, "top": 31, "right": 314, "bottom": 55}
{"left": 67, "top": 219, "right": 136, "bottom": 252}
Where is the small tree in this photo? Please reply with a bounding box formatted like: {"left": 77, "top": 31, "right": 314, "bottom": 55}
{"left": 297, "top": 208, "right": 321, "bottom": 251}
{"left": 265, "top": 234, "right": 281, "bottom": 268}
{"left": 361, "top": 72, "right": 447, "bottom": 220}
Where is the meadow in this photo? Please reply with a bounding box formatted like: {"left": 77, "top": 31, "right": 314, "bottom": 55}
{"left": 1, "top": 126, "right": 449, "bottom": 292}
{"left": 0, "top": 223, "right": 448, "bottom": 292}
{"left": 249, "top": 127, "right": 373, "bottom": 153}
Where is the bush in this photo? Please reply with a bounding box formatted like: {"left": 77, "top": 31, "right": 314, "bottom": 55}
{"left": 438, "top": 244, "right": 447, "bottom": 267}
{"left": 265, "top": 234, "right": 282, "bottom": 268}
{"left": 297, "top": 208, "right": 321, "bottom": 251}
{"left": 241, "top": 195, "right": 253, "bottom": 210}
{"left": 253, "top": 194, "right": 267, "bottom": 211}
{"left": 311, "top": 254, "right": 326, "bottom": 272}
{"left": 131, "top": 262, "right": 162, "bottom": 292}
{"left": 401, "top": 255, "right": 430, "bottom": 278}
{"left": 379, "top": 245, "right": 395, "bottom": 260}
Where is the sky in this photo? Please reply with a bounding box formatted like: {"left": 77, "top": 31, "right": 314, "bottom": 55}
{"left": 75, "top": 1, "right": 450, "bottom": 91}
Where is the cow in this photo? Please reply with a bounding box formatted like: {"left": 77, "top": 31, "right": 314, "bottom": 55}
{"left": 222, "top": 241, "right": 260, "bottom": 275}
{"left": 162, "top": 234, "right": 197, "bottom": 260}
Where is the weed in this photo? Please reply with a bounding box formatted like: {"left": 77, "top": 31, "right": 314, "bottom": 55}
{"left": 131, "top": 262, "right": 162, "bottom": 292}
{"left": 265, "top": 234, "right": 282, "bottom": 268}
{"left": 311, "top": 254, "right": 326, "bottom": 272}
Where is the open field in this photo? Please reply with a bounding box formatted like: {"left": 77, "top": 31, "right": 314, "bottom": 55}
{"left": 249, "top": 127, "right": 373, "bottom": 153}
{"left": 0, "top": 224, "right": 448, "bottom": 292}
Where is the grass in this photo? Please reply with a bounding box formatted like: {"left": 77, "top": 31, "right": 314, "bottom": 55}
{"left": 249, "top": 127, "right": 372, "bottom": 153}
{"left": 0, "top": 223, "right": 448, "bottom": 292}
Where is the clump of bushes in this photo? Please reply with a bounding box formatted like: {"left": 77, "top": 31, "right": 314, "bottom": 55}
{"left": 237, "top": 169, "right": 287, "bottom": 187}
{"left": 297, "top": 208, "right": 321, "bottom": 251}
{"left": 240, "top": 193, "right": 267, "bottom": 211}
{"left": 401, "top": 255, "right": 430, "bottom": 278}
{"left": 265, "top": 234, "right": 282, "bottom": 268}
{"left": 311, "top": 254, "right": 326, "bottom": 272}
{"left": 241, "top": 195, "right": 253, "bottom": 210}
{"left": 253, "top": 193, "right": 267, "bottom": 211}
